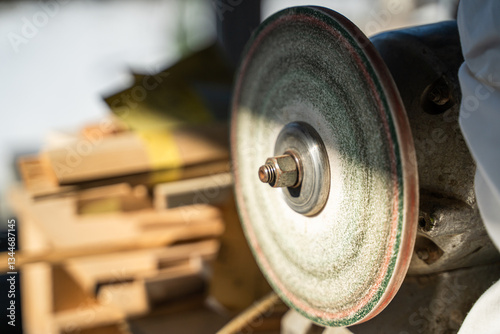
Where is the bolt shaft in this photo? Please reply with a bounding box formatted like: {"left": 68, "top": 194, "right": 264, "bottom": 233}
{"left": 258, "top": 164, "right": 276, "bottom": 184}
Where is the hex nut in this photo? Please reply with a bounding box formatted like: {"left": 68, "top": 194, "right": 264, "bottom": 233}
{"left": 264, "top": 154, "right": 298, "bottom": 188}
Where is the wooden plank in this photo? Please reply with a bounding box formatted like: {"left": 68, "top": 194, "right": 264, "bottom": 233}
{"left": 0, "top": 217, "right": 223, "bottom": 271}
{"left": 14, "top": 194, "right": 138, "bottom": 249}
{"left": 10, "top": 183, "right": 223, "bottom": 249}
{"left": 62, "top": 324, "right": 130, "bottom": 334}
{"left": 42, "top": 132, "right": 150, "bottom": 184}
{"left": 52, "top": 265, "right": 96, "bottom": 313}
{"left": 96, "top": 280, "right": 149, "bottom": 317}
{"left": 20, "top": 158, "right": 230, "bottom": 200}
{"left": 17, "top": 155, "right": 70, "bottom": 197}
{"left": 8, "top": 186, "right": 53, "bottom": 260}
{"left": 154, "top": 172, "right": 232, "bottom": 210}
{"left": 64, "top": 252, "right": 157, "bottom": 295}
{"left": 53, "top": 260, "right": 209, "bottom": 332}
{"left": 133, "top": 204, "right": 223, "bottom": 229}
{"left": 76, "top": 183, "right": 151, "bottom": 214}
{"left": 43, "top": 123, "right": 229, "bottom": 185}
{"left": 21, "top": 263, "right": 55, "bottom": 334}
{"left": 18, "top": 214, "right": 52, "bottom": 254}
{"left": 155, "top": 239, "right": 219, "bottom": 267}
{"left": 64, "top": 239, "right": 219, "bottom": 294}
{"left": 94, "top": 258, "right": 207, "bottom": 316}
{"left": 80, "top": 116, "right": 127, "bottom": 139}
{"left": 76, "top": 183, "right": 132, "bottom": 202}
{"left": 52, "top": 305, "right": 125, "bottom": 332}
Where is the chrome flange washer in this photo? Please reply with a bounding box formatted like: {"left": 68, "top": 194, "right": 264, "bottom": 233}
{"left": 264, "top": 121, "right": 330, "bottom": 216}
{"left": 231, "top": 6, "right": 418, "bottom": 327}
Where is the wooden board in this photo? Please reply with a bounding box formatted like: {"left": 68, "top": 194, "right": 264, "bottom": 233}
{"left": 64, "top": 240, "right": 219, "bottom": 294}
{"left": 18, "top": 158, "right": 230, "bottom": 200}
{"left": 17, "top": 156, "right": 76, "bottom": 198}
{"left": 8, "top": 184, "right": 224, "bottom": 251}
{"left": 21, "top": 250, "right": 217, "bottom": 333}
{"left": 154, "top": 172, "right": 232, "bottom": 210}
{"left": 21, "top": 263, "right": 54, "bottom": 334}
{"left": 42, "top": 132, "right": 151, "bottom": 184}
{"left": 96, "top": 281, "right": 149, "bottom": 317}
{"left": 43, "top": 124, "right": 229, "bottom": 185}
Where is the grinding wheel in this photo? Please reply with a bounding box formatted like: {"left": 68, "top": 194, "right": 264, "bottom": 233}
{"left": 231, "top": 6, "right": 418, "bottom": 327}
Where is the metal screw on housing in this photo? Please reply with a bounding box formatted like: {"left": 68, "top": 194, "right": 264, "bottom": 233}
{"left": 428, "top": 77, "right": 451, "bottom": 106}
{"left": 429, "top": 86, "right": 450, "bottom": 105}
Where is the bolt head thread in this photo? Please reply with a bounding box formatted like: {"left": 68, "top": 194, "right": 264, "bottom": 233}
{"left": 258, "top": 164, "right": 276, "bottom": 184}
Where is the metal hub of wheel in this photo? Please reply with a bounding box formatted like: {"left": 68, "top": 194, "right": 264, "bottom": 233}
{"left": 231, "top": 6, "right": 418, "bottom": 327}
{"left": 258, "top": 122, "right": 330, "bottom": 216}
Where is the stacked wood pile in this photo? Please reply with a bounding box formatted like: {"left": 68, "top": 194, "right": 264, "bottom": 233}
{"left": 6, "top": 117, "right": 239, "bottom": 334}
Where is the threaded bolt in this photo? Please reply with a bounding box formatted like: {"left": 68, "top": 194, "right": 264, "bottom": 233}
{"left": 258, "top": 153, "right": 301, "bottom": 188}
{"left": 258, "top": 164, "right": 276, "bottom": 184}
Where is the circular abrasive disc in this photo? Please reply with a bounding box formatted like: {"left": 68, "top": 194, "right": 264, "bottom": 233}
{"left": 231, "top": 6, "right": 418, "bottom": 327}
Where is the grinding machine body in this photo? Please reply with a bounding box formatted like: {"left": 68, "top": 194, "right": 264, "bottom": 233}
{"left": 230, "top": 6, "right": 500, "bottom": 332}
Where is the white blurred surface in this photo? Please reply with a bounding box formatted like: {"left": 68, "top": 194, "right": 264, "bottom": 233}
{"left": 262, "top": 0, "right": 454, "bottom": 36}
{"left": 457, "top": 1, "right": 500, "bottom": 330}
{"left": 0, "top": 0, "right": 215, "bottom": 220}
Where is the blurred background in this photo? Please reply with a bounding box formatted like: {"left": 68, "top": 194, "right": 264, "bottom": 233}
{"left": 0, "top": 1, "right": 458, "bottom": 333}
